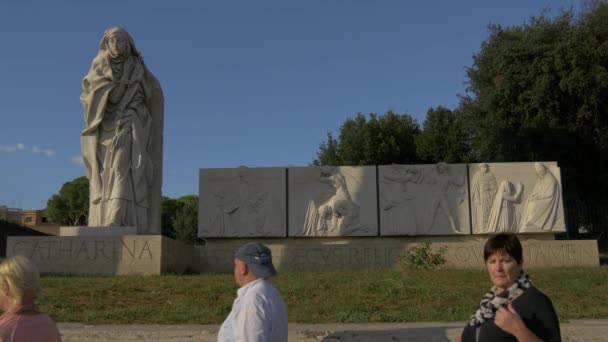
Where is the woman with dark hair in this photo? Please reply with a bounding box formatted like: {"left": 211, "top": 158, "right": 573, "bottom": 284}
{"left": 458, "top": 234, "right": 561, "bottom": 342}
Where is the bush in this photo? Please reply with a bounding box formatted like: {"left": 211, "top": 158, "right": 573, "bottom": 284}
{"left": 399, "top": 240, "right": 447, "bottom": 270}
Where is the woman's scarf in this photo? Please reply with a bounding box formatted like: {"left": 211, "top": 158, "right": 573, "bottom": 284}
{"left": 469, "top": 271, "right": 532, "bottom": 326}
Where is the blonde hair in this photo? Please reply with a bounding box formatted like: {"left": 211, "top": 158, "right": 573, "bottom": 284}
{"left": 0, "top": 255, "right": 41, "bottom": 302}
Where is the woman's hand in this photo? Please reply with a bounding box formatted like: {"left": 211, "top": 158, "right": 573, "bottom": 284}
{"left": 495, "top": 303, "right": 543, "bottom": 342}
{"left": 495, "top": 303, "right": 524, "bottom": 335}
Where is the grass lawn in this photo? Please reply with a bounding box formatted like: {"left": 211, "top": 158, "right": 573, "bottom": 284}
{"left": 38, "top": 266, "right": 608, "bottom": 324}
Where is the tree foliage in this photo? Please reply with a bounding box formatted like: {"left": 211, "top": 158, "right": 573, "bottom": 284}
{"left": 173, "top": 196, "right": 199, "bottom": 243}
{"left": 309, "top": 3, "right": 608, "bottom": 241}
{"left": 461, "top": 2, "right": 608, "bottom": 197}
{"left": 162, "top": 195, "right": 199, "bottom": 242}
{"left": 45, "top": 176, "right": 89, "bottom": 226}
{"left": 416, "top": 106, "right": 471, "bottom": 163}
{"left": 313, "top": 111, "right": 421, "bottom": 166}
{"left": 161, "top": 196, "right": 181, "bottom": 238}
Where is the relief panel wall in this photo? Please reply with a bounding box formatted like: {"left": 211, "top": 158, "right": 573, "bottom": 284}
{"left": 468, "top": 161, "right": 565, "bottom": 234}
{"left": 288, "top": 166, "right": 377, "bottom": 237}
{"left": 379, "top": 163, "right": 471, "bottom": 236}
{"left": 198, "top": 167, "right": 286, "bottom": 237}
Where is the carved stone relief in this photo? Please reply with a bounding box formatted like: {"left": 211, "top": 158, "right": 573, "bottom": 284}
{"left": 468, "top": 162, "right": 565, "bottom": 234}
{"left": 289, "top": 166, "right": 377, "bottom": 237}
{"left": 470, "top": 163, "right": 497, "bottom": 233}
{"left": 198, "top": 167, "right": 286, "bottom": 237}
{"left": 379, "top": 163, "right": 470, "bottom": 235}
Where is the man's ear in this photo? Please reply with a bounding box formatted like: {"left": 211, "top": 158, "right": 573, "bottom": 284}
{"left": 235, "top": 259, "right": 247, "bottom": 276}
{"left": 241, "top": 263, "right": 250, "bottom": 276}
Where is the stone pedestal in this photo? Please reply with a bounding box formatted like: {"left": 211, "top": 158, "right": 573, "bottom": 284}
{"left": 59, "top": 226, "right": 137, "bottom": 237}
{"left": 7, "top": 235, "right": 193, "bottom": 275}
{"left": 194, "top": 236, "right": 599, "bottom": 272}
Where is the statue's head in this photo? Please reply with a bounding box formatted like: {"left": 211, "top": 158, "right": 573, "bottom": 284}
{"left": 99, "top": 26, "right": 138, "bottom": 59}
{"left": 436, "top": 162, "right": 449, "bottom": 174}
{"left": 479, "top": 163, "right": 489, "bottom": 173}
{"left": 534, "top": 162, "right": 547, "bottom": 177}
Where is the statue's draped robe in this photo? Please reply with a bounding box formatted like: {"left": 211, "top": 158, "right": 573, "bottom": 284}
{"left": 81, "top": 51, "right": 162, "bottom": 232}
{"left": 520, "top": 172, "right": 560, "bottom": 231}
{"left": 471, "top": 172, "right": 497, "bottom": 233}
{"left": 487, "top": 181, "right": 519, "bottom": 233}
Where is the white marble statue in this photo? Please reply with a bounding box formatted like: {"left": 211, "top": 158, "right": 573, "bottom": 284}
{"left": 487, "top": 180, "right": 523, "bottom": 233}
{"left": 471, "top": 163, "right": 497, "bottom": 233}
{"left": 302, "top": 166, "right": 361, "bottom": 236}
{"left": 80, "top": 26, "right": 164, "bottom": 233}
{"left": 520, "top": 162, "right": 561, "bottom": 231}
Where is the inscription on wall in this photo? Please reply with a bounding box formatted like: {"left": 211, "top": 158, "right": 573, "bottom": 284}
{"left": 198, "top": 240, "right": 599, "bottom": 272}
{"left": 9, "top": 238, "right": 153, "bottom": 261}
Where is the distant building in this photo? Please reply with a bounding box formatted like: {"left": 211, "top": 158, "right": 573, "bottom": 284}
{"left": 0, "top": 206, "right": 59, "bottom": 235}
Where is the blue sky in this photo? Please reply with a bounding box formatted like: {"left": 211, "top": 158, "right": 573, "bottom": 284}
{"left": 0, "top": 1, "right": 582, "bottom": 209}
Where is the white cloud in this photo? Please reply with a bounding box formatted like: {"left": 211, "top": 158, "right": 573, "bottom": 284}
{"left": 70, "top": 156, "right": 84, "bottom": 166}
{"left": 0, "top": 143, "right": 55, "bottom": 157}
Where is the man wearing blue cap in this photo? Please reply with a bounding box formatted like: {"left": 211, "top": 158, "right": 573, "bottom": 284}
{"left": 218, "top": 242, "right": 288, "bottom": 342}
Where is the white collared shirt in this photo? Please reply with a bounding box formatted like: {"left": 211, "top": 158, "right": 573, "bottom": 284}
{"left": 218, "top": 278, "right": 288, "bottom": 342}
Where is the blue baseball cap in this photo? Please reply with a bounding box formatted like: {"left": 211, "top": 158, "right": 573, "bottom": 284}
{"left": 235, "top": 242, "right": 277, "bottom": 279}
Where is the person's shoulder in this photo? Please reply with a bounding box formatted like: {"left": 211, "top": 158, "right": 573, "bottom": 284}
{"left": 249, "top": 280, "right": 283, "bottom": 302}
{"left": 526, "top": 286, "right": 553, "bottom": 301}
{"left": 516, "top": 286, "right": 556, "bottom": 311}
{"left": 6, "top": 312, "right": 60, "bottom": 341}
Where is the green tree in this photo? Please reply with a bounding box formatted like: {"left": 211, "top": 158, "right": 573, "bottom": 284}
{"left": 460, "top": 3, "right": 608, "bottom": 197}
{"left": 173, "top": 195, "right": 199, "bottom": 243}
{"left": 161, "top": 196, "right": 181, "bottom": 238}
{"left": 45, "top": 176, "right": 89, "bottom": 226}
{"left": 416, "top": 106, "right": 471, "bottom": 163}
{"left": 162, "top": 195, "right": 199, "bottom": 239}
{"left": 313, "top": 111, "right": 421, "bottom": 166}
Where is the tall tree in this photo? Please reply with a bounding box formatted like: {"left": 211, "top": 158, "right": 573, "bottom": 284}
{"left": 45, "top": 176, "right": 89, "bottom": 226}
{"left": 162, "top": 195, "right": 199, "bottom": 240}
{"left": 173, "top": 195, "right": 199, "bottom": 243}
{"left": 161, "top": 196, "right": 181, "bottom": 238}
{"left": 313, "top": 111, "right": 420, "bottom": 166}
{"left": 460, "top": 3, "right": 608, "bottom": 198}
{"left": 416, "top": 106, "right": 471, "bottom": 163}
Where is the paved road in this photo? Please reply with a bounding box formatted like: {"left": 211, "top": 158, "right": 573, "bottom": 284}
{"left": 59, "top": 320, "right": 608, "bottom": 341}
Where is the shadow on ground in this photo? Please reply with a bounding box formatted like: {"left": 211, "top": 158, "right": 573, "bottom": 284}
{"left": 321, "top": 326, "right": 460, "bottom": 342}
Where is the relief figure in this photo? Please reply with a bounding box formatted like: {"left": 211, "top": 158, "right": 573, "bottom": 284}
{"left": 520, "top": 162, "right": 560, "bottom": 231}
{"left": 303, "top": 167, "right": 361, "bottom": 236}
{"left": 487, "top": 180, "right": 523, "bottom": 233}
{"left": 381, "top": 165, "right": 422, "bottom": 234}
{"left": 471, "top": 163, "right": 497, "bottom": 233}
{"left": 424, "top": 163, "right": 466, "bottom": 234}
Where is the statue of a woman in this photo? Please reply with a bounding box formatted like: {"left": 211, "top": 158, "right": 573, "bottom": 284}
{"left": 470, "top": 163, "right": 497, "bottom": 233}
{"left": 520, "top": 163, "right": 560, "bottom": 232}
{"left": 80, "top": 26, "right": 163, "bottom": 233}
